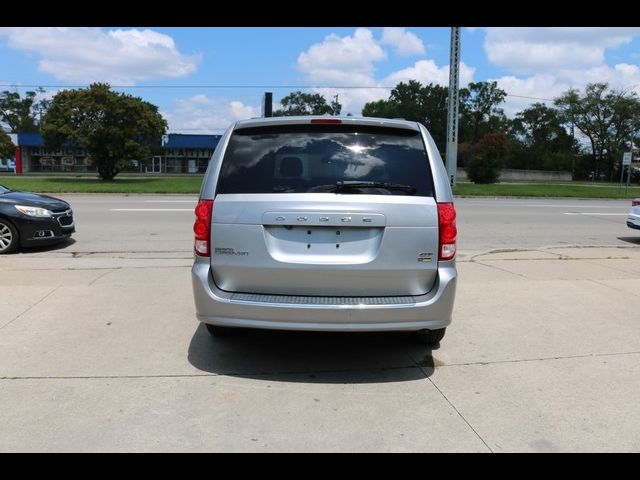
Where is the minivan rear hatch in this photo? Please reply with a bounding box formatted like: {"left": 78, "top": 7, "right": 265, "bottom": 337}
{"left": 210, "top": 122, "right": 440, "bottom": 297}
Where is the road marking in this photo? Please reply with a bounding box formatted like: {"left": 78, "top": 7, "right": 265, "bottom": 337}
{"left": 143, "top": 200, "right": 196, "bottom": 203}
{"left": 563, "top": 213, "right": 627, "bottom": 216}
{"left": 467, "top": 202, "right": 622, "bottom": 208}
{"left": 111, "top": 208, "right": 193, "bottom": 212}
{"left": 529, "top": 205, "right": 620, "bottom": 208}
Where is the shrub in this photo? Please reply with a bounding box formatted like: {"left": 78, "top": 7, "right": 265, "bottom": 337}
{"left": 465, "top": 132, "right": 508, "bottom": 184}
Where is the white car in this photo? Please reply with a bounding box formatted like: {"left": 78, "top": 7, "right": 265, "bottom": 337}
{"left": 628, "top": 199, "right": 640, "bottom": 230}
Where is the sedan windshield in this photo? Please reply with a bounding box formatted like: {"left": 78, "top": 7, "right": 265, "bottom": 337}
{"left": 0, "top": 184, "right": 10, "bottom": 194}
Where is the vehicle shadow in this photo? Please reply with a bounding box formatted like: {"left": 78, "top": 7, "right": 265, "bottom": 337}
{"left": 187, "top": 323, "right": 438, "bottom": 384}
{"left": 19, "top": 237, "right": 76, "bottom": 254}
{"left": 617, "top": 236, "right": 640, "bottom": 245}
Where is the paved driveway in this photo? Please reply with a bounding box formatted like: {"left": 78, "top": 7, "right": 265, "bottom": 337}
{"left": 0, "top": 196, "right": 639, "bottom": 452}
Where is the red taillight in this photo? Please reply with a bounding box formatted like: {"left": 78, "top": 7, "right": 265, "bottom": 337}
{"left": 193, "top": 199, "right": 213, "bottom": 256}
{"left": 632, "top": 199, "right": 640, "bottom": 207}
{"left": 310, "top": 118, "right": 342, "bottom": 124}
{"left": 437, "top": 202, "right": 457, "bottom": 261}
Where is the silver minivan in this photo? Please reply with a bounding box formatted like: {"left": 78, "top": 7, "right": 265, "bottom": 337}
{"left": 191, "top": 116, "right": 457, "bottom": 344}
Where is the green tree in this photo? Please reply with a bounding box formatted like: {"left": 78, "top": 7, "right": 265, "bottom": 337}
{"left": 0, "top": 130, "right": 14, "bottom": 159}
{"left": 361, "top": 98, "right": 398, "bottom": 119}
{"left": 0, "top": 88, "right": 50, "bottom": 133}
{"left": 459, "top": 81, "right": 507, "bottom": 143}
{"left": 362, "top": 80, "right": 449, "bottom": 152}
{"left": 363, "top": 80, "right": 508, "bottom": 156}
{"left": 465, "top": 131, "right": 508, "bottom": 184}
{"left": 507, "top": 103, "right": 577, "bottom": 171}
{"left": 41, "top": 83, "right": 167, "bottom": 181}
{"left": 555, "top": 83, "right": 640, "bottom": 179}
{"left": 273, "top": 91, "right": 342, "bottom": 116}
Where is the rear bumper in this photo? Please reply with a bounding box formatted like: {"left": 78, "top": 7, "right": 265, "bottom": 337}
{"left": 191, "top": 258, "right": 457, "bottom": 332}
{"left": 627, "top": 214, "right": 640, "bottom": 230}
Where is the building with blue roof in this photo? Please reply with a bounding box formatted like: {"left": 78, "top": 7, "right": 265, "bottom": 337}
{"left": 7, "top": 132, "right": 221, "bottom": 174}
{"left": 157, "top": 134, "right": 222, "bottom": 174}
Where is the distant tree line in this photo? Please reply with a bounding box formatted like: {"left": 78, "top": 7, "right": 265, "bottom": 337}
{"left": 2, "top": 81, "right": 639, "bottom": 183}
{"left": 0, "top": 84, "right": 166, "bottom": 181}
{"left": 361, "top": 80, "right": 640, "bottom": 183}
{"left": 274, "top": 81, "right": 640, "bottom": 183}
{"left": 273, "top": 91, "right": 342, "bottom": 116}
{"left": 0, "top": 88, "right": 50, "bottom": 133}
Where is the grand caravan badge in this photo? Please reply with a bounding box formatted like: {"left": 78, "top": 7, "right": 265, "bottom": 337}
{"left": 215, "top": 247, "right": 249, "bottom": 256}
{"left": 417, "top": 252, "right": 433, "bottom": 263}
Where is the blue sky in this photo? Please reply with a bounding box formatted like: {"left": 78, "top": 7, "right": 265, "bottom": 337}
{"left": 2, "top": 27, "right": 640, "bottom": 133}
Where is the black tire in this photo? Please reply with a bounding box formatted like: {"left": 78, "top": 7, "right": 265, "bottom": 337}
{"left": 415, "top": 328, "right": 446, "bottom": 346}
{"left": 204, "top": 323, "right": 238, "bottom": 337}
{"left": 0, "top": 219, "right": 19, "bottom": 254}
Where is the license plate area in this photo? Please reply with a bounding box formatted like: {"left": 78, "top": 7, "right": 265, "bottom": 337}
{"left": 264, "top": 225, "right": 383, "bottom": 264}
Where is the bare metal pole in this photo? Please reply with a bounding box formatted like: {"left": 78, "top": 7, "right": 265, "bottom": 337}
{"left": 445, "top": 27, "right": 461, "bottom": 187}
{"left": 627, "top": 133, "right": 634, "bottom": 193}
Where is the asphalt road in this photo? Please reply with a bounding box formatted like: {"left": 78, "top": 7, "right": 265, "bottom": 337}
{"left": 2, "top": 194, "right": 640, "bottom": 452}
{"left": 51, "top": 194, "right": 637, "bottom": 255}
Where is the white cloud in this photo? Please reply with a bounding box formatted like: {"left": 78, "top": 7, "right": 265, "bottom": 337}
{"left": 303, "top": 59, "right": 476, "bottom": 117}
{"left": 483, "top": 28, "right": 640, "bottom": 117}
{"left": 295, "top": 28, "right": 391, "bottom": 115}
{"left": 491, "top": 74, "right": 568, "bottom": 116}
{"left": 295, "top": 27, "right": 640, "bottom": 120}
{"left": 559, "top": 64, "right": 640, "bottom": 92}
{"left": 381, "top": 27, "right": 425, "bottom": 56}
{"left": 163, "top": 95, "right": 259, "bottom": 133}
{"left": 385, "top": 59, "right": 475, "bottom": 88}
{"left": 295, "top": 28, "right": 478, "bottom": 116}
{"left": 484, "top": 27, "right": 640, "bottom": 74}
{"left": 297, "top": 28, "right": 386, "bottom": 86}
{"left": 304, "top": 87, "right": 391, "bottom": 117}
{"left": 492, "top": 65, "right": 640, "bottom": 118}
{"left": 0, "top": 27, "right": 200, "bottom": 85}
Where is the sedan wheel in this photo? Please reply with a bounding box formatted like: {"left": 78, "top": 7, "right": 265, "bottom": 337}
{"left": 0, "top": 220, "right": 19, "bottom": 254}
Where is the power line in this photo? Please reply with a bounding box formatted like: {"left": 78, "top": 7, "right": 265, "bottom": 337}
{"left": 0, "top": 84, "right": 393, "bottom": 90}
{"left": 0, "top": 83, "right": 562, "bottom": 103}
{"left": 506, "top": 94, "right": 555, "bottom": 102}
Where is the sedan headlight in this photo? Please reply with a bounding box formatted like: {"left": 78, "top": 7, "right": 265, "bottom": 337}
{"left": 14, "top": 205, "right": 53, "bottom": 217}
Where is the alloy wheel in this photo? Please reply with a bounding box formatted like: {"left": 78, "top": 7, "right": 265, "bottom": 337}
{"left": 0, "top": 222, "right": 13, "bottom": 252}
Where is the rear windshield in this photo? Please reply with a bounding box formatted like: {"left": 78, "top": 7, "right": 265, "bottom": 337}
{"left": 216, "top": 124, "right": 434, "bottom": 196}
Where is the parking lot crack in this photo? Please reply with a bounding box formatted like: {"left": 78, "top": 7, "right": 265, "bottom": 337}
{"left": 88, "top": 269, "right": 116, "bottom": 286}
{"left": 437, "top": 350, "right": 640, "bottom": 369}
{"left": 0, "top": 286, "right": 60, "bottom": 330}
{"left": 426, "top": 374, "right": 494, "bottom": 453}
{"left": 471, "top": 260, "right": 528, "bottom": 278}
{"left": 586, "top": 278, "right": 640, "bottom": 299}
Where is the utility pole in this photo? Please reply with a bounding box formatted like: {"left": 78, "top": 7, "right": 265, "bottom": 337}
{"left": 570, "top": 123, "right": 575, "bottom": 180}
{"left": 628, "top": 132, "right": 634, "bottom": 191}
{"left": 445, "top": 27, "right": 461, "bottom": 187}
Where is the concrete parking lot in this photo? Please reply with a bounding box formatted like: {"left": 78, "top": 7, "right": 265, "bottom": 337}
{"left": 1, "top": 196, "right": 639, "bottom": 452}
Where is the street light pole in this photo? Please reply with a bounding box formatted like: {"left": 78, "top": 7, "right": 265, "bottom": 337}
{"left": 445, "top": 27, "right": 461, "bottom": 187}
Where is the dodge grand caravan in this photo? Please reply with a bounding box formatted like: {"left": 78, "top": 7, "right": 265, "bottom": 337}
{"left": 191, "top": 116, "right": 457, "bottom": 345}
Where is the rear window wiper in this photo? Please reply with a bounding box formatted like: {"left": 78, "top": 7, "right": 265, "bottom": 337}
{"left": 332, "top": 181, "right": 417, "bottom": 195}
{"left": 272, "top": 185, "right": 298, "bottom": 193}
